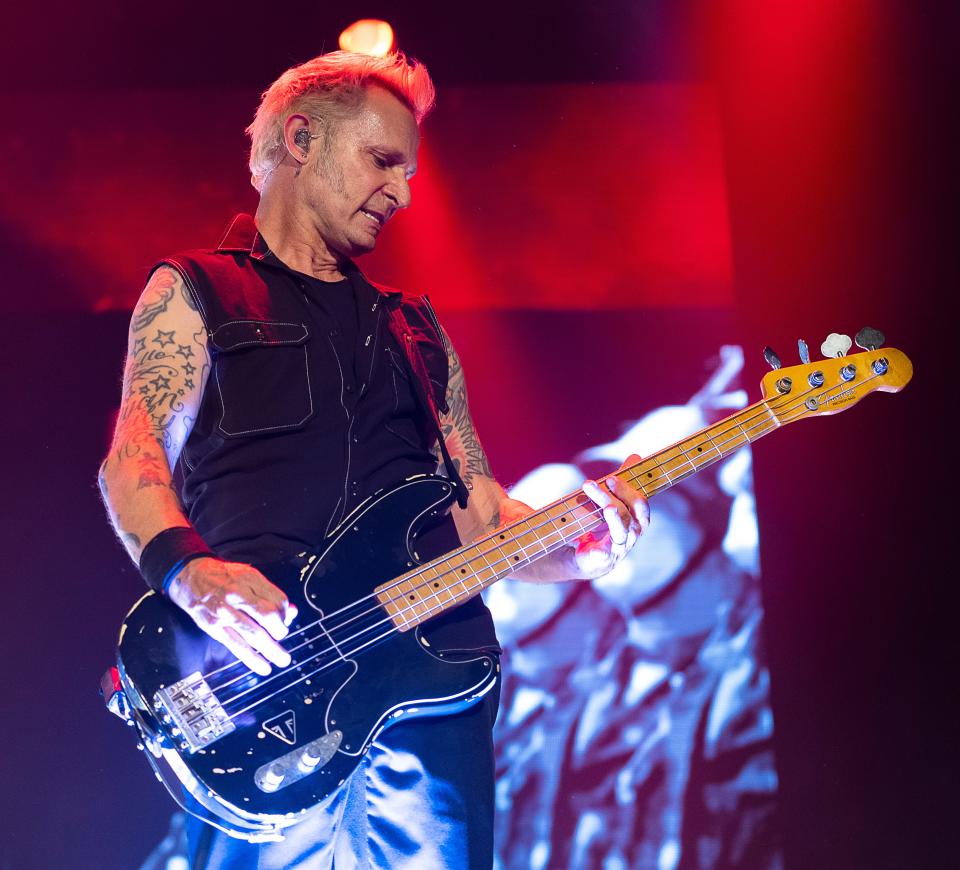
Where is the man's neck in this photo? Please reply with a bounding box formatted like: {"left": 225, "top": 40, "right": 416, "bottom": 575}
{"left": 255, "top": 197, "right": 346, "bottom": 282}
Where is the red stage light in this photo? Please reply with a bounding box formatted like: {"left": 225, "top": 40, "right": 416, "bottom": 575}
{"left": 338, "top": 19, "right": 395, "bottom": 57}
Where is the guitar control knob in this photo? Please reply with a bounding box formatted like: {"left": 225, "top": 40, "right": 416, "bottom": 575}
{"left": 839, "top": 364, "right": 857, "bottom": 382}
{"left": 299, "top": 747, "right": 324, "bottom": 771}
{"left": 808, "top": 370, "right": 825, "bottom": 387}
{"left": 775, "top": 377, "right": 793, "bottom": 394}
{"left": 261, "top": 764, "right": 285, "bottom": 792}
{"left": 873, "top": 357, "right": 889, "bottom": 375}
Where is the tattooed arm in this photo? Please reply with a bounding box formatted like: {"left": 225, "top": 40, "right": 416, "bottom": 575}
{"left": 98, "top": 266, "right": 208, "bottom": 554}
{"left": 99, "top": 267, "right": 295, "bottom": 675}
{"left": 435, "top": 328, "right": 650, "bottom": 582}
{"left": 433, "top": 331, "right": 524, "bottom": 545}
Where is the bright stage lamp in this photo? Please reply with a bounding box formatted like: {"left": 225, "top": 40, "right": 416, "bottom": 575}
{"left": 338, "top": 19, "right": 395, "bottom": 57}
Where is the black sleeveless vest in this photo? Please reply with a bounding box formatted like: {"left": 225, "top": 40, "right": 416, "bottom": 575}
{"left": 157, "top": 214, "right": 498, "bottom": 652}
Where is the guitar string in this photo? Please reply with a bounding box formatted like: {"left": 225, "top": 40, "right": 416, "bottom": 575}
{"left": 202, "top": 386, "right": 791, "bottom": 691}
{"left": 221, "top": 387, "right": 840, "bottom": 724}
{"left": 192, "top": 368, "right": 881, "bottom": 722}
{"left": 198, "top": 387, "right": 796, "bottom": 698}
{"left": 300, "top": 364, "right": 879, "bottom": 642}
{"left": 193, "top": 375, "right": 851, "bottom": 720}
{"left": 215, "top": 420, "right": 764, "bottom": 717}
{"left": 197, "top": 373, "right": 846, "bottom": 709}
{"left": 190, "top": 395, "right": 825, "bottom": 727}
{"left": 223, "top": 512, "right": 607, "bottom": 721}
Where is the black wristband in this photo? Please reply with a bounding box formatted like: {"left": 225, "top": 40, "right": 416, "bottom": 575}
{"left": 139, "top": 526, "right": 215, "bottom": 595}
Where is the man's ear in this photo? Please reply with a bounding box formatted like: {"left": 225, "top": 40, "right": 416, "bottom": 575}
{"left": 282, "top": 114, "right": 313, "bottom": 165}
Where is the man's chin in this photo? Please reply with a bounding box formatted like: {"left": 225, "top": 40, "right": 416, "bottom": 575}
{"left": 346, "top": 231, "right": 379, "bottom": 256}
{"left": 332, "top": 235, "right": 377, "bottom": 260}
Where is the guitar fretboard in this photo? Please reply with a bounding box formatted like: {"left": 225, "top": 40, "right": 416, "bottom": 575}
{"left": 376, "top": 398, "right": 782, "bottom": 630}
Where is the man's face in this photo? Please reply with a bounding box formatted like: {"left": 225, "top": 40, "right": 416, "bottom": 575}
{"left": 303, "top": 85, "right": 419, "bottom": 259}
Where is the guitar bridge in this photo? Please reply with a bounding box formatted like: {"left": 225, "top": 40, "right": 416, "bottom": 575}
{"left": 154, "top": 672, "right": 235, "bottom": 753}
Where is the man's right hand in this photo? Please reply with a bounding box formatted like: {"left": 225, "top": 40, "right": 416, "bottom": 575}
{"left": 168, "top": 558, "right": 299, "bottom": 676}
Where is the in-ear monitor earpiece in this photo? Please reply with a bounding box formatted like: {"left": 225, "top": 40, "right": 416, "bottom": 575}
{"left": 294, "top": 129, "right": 311, "bottom": 151}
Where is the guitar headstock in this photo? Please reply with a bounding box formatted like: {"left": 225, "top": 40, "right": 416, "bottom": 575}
{"left": 760, "top": 338, "right": 912, "bottom": 424}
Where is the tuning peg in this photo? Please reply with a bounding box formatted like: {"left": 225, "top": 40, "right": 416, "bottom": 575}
{"left": 820, "top": 333, "right": 852, "bottom": 358}
{"left": 855, "top": 326, "right": 885, "bottom": 351}
{"left": 798, "top": 339, "right": 810, "bottom": 365}
{"left": 763, "top": 346, "right": 782, "bottom": 370}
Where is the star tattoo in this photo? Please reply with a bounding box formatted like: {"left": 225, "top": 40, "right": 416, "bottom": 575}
{"left": 153, "top": 329, "right": 175, "bottom": 348}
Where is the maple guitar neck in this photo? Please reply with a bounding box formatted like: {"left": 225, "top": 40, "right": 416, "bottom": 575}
{"left": 376, "top": 345, "right": 913, "bottom": 632}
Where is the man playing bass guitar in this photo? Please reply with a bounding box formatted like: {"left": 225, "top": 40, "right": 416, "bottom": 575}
{"left": 99, "top": 50, "right": 649, "bottom": 869}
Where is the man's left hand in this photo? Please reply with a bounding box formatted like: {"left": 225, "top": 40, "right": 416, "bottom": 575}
{"left": 577, "top": 453, "right": 650, "bottom": 578}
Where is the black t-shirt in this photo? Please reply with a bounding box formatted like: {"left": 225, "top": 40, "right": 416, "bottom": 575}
{"left": 177, "top": 255, "right": 499, "bottom": 653}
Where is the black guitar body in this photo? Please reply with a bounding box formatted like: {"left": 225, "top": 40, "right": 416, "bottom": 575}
{"left": 115, "top": 475, "right": 498, "bottom": 840}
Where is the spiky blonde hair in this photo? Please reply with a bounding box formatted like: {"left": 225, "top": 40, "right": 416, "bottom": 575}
{"left": 246, "top": 50, "right": 435, "bottom": 191}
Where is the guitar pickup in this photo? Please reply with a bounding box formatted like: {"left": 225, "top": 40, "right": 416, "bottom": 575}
{"left": 154, "top": 672, "right": 235, "bottom": 753}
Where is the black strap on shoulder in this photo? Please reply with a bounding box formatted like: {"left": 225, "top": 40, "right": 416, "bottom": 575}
{"left": 386, "top": 303, "right": 469, "bottom": 509}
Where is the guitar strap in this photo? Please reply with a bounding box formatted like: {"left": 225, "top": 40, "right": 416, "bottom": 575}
{"left": 386, "top": 303, "right": 470, "bottom": 510}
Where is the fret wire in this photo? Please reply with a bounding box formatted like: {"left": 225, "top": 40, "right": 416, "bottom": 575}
{"left": 447, "top": 540, "right": 489, "bottom": 594}
{"left": 705, "top": 428, "right": 724, "bottom": 461}
{"left": 674, "top": 444, "right": 700, "bottom": 476}
{"left": 476, "top": 542, "right": 499, "bottom": 586}
{"left": 423, "top": 563, "right": 451, "bottom": 611}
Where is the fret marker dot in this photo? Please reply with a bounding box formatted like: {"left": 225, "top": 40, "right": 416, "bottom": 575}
{"left": 499, "top": 534, "right": 505, "bottom": 540}
{"left": 513, "top": 556, "right": 519, "bottom": 562}
{"left": 460, "top": 568, "right": 466, "bottom": 574}
{"left": 647, "top": 473, "right": 653, "bottom": 478}
{"left": 697, "top": 446, "right": 703, "bottom": 452}
{"left": 433, "top": 582, "right": 439, "bottom": 588}
{"left": 409, "top": 595, "right": 415, "bottom": 601}
{"left": 560, "top": 517, "right": 567, "bottom": 523}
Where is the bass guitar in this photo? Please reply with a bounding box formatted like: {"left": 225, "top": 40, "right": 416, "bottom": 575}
{"left": 102, "top": 332, "right": 912, "bottom": 841}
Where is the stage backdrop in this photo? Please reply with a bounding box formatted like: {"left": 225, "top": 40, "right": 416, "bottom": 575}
{"left": 0, "top": 84, "right": 781, "bottom": 869}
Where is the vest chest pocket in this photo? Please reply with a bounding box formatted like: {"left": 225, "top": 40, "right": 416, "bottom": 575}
{"left": 210, "top": 320, "right": 314, "bottom": 437}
